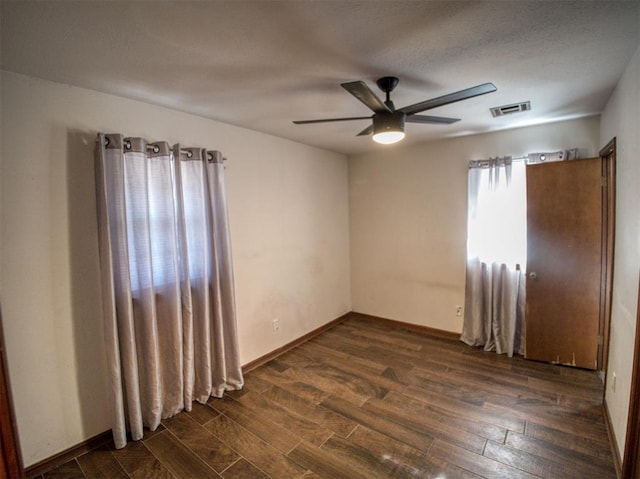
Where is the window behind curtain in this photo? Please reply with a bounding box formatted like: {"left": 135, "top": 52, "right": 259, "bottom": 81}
{"left": 467, "top": 160, "right": 527, "bottom": 268}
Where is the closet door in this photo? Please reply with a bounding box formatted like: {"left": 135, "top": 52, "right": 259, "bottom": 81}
{"left": 525, "top": 157, "right": 603, "bottom": 369}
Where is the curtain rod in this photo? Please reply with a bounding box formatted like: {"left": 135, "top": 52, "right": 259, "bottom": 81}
{"left": 470, "top": 156, "right": 527, "bottom": 167}
{"left": 475, "top": 156, "right": 528, "bottom": 162}
{"left": 99, "top": 135, "right": 227, "bottom": 161}
{"left": 142, "top": 144, "right": 229, "bottom": 162}
{"left": 473, "top": 149, "right": 578, "bottom": 167}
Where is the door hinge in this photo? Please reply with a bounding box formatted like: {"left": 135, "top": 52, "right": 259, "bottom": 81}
{"left": 602, "top": 176, "right": 607, "bottom": 187}
{"left": 598, "top": 335, "right": 603, "bottom": 345}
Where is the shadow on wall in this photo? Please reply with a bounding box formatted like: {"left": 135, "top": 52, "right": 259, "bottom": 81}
{"left": 66, "top": 130, "right": 110, "bottom": 438}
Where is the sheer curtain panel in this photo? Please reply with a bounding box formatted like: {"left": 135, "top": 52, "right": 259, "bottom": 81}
{"left": 95, "top": 133, "right": 243, "bottom": 448}
{"left": 461, "top": 157, "right": 526, "bottom": 357}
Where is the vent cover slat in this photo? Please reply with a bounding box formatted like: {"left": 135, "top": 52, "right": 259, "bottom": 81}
{"left": 490, "top": 101, "right": 531, "bottom": 117}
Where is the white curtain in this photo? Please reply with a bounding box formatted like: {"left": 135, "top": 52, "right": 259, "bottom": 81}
{"left": 94, "top": 134, "right": 243, "bottom": 449}
{"left": 461, "top": 157, "right": 526, "bottom": 357}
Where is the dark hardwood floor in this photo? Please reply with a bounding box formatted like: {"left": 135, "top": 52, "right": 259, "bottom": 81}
{"left": 34, "top": 314, "right": 616, "bottom": 478}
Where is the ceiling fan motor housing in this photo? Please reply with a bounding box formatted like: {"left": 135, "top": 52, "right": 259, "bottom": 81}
{"left": 373, "top": 111, "right": 405, "bottom": 133}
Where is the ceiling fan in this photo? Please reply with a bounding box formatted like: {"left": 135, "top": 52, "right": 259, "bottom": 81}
{"left": 293, "top": 76, "right": 497, "bottom": 144}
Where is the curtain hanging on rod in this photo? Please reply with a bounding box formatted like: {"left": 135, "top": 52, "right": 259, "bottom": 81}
{"left": 461, "top": 157, "right": 526, "bottom": 357}
{"left": 94, "top": 133, "right": 243, "bottom": 449}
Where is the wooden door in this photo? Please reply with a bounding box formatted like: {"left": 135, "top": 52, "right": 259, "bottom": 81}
{"left": 525, "top": 157, "right": 603, "bottom": 369}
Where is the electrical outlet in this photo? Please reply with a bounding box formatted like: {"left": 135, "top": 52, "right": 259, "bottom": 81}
{"left": 612, "top": 372, "right": 617, "bottom": 392}
{"left": 272, "top": 318, "right": 280, "bottom": 332}
{"left": 455, "top": 305, "right": 463, "bottom": 317}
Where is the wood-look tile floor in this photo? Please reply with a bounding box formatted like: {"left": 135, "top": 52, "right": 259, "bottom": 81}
{"left": 36, "top": 314, "right": 616, "bottom": 478}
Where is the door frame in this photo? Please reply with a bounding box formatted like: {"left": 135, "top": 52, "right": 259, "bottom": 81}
{"left": 0, "top": 303, "right": 24, "bottom": 478}
{"left": 621, "top": 272, "right": 640, "bottom": 478}
{"left": 599, "top": 138, "right": 616, "bottom": 376}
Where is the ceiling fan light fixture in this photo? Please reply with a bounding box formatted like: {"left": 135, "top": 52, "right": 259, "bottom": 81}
{"left": 373, "top": 130, "right": 405, "bottom": 144}
{"left": 372, "top": 112, "right": 405, "bottom": 145}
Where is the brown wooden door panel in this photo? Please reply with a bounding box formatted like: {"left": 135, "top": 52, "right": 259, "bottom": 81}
{"left": 525, "top": 158, "right": 602, "bottom": 369}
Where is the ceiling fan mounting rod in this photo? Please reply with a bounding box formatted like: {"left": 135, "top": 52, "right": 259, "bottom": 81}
{"left": 376, "top": 76, "right": 399, "bottom": 104}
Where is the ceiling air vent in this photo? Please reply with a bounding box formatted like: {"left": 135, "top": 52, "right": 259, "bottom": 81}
{"left": 490, "top": 101, "right": 531, "bottom": 117}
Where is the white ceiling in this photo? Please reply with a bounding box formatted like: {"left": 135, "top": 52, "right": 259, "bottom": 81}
{"left": 1, "top": 1, "right": 638, "bottom": 155}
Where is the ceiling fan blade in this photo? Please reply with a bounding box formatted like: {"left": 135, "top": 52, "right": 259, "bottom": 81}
{"left": 399, "top": 83, "right": 497, "bottom": 116}
{"left": 356, "top": 124, "right": 374, "bottom": 136}
{"left": 406, "top": 115, "right": 460, "bottom": 125}
{"left": 293, "top": 116, "right": 371, "bottom": 125}
{"left": 341, "top": 81, "right": 391, "bottom": 114}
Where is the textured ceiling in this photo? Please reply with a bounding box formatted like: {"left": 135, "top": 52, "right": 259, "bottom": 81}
{"left": 1, "top": 1, "right": 638, "bottom": 155}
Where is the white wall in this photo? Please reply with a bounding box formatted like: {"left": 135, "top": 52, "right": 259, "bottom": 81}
{"left": 349, "top": 116, "right": 601, "bottom": 332}
{"left": 600, "top": 42, "right": 640, "bottom": 458}
{"left": 0, "top": 71, "right": 351, "bottom": 466}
